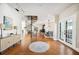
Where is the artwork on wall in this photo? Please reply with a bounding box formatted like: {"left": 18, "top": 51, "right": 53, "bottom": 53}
{"left": 3, "top": 16, "right": 13, "bottom": 30}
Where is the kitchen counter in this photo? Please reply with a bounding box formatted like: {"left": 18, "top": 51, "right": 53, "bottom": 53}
{"left": 0, "top": 34, "right": 20, "bottom": 39}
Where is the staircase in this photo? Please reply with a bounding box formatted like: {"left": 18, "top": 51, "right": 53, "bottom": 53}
{"left": 25, "top": 16, "right": 38, "bottom": 42}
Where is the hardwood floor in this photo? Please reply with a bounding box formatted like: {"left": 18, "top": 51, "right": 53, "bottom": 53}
{"left": 1, "top": 34, "right": 79, "bottom": 55}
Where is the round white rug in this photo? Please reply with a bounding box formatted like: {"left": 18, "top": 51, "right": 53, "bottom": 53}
{"left": 29, "top": 41, "right": 50, "bottom": 53}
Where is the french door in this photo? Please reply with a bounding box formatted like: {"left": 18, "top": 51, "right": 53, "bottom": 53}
{"left": 65, "top": 19, "right": 73, "bottom": 44}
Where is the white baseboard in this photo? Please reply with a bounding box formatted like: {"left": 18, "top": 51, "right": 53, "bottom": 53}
{"left": 58, "top": 39, "right": 79, "bottom": 52}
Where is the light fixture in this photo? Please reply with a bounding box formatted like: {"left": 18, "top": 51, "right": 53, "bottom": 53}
{"left": 15, "top": 8, "right": 19, "bottom": 11}
{"left": 15, "top": 3, "right": 25, "bottom": 15}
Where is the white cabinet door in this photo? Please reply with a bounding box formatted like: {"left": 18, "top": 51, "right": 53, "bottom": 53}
{"left": 1, "top": 38, "right": 9, "bottom": 51}
{"left": 0, "top": 35, "right": 21, "bottom": 52}
{"left": 13, "top": 36, "right": 17, "bottom": 44}
{"left": 7, "top": 37, "right": 14, "bottom": 47}
{"left": 1, "top": 37, "right": 13, "bottom": 51}
{"left": 13, "top": 35, "right": 20, "bottom": 44}
{"left": 16, "top": 35, "right": 20, "bottom": 42}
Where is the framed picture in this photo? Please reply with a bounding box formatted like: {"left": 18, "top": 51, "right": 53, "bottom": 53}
{"left": 3, "top": 16, "right": 13, "bottom": 30}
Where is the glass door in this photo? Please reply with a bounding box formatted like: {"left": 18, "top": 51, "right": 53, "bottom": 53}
{"left": 59, "top": 22, "right": 61, "bottom": 39}
{"left": 59, "top": 22, "right": 64, "bottom": 41}
{"left": 65, "top": 19, "right": 72, "bottom": 44}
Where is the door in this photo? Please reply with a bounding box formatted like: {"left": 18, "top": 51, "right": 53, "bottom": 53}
{"left": 65, "top": 19, "right": 73, "bottom": 44}
{"left": 59, "top": 22, "right": 61, "bottom": 39}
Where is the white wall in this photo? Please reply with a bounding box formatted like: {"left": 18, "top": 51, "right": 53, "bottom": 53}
{"left": 59, "top": 4, "right": 79, "bottom": 40}
{"left": 32, "top": 15, "right": 57, "bottom": 39}
{"left": 0, "top": 3, "right": 23, "bottom": 36}
{"left": 59, "top": 4, "right": 79, "bottom": 52}
{"left": 76, "top": 11, "right": 79, "bottom": 48}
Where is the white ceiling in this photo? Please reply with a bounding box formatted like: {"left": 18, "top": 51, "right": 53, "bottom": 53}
{"left": 7, "top": 3, "right": 75, "bottom": 25}
{"left": 8, "top": 3, "right": 73, "bottom": 16}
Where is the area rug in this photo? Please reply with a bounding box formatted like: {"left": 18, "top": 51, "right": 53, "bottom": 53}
{"left": 29, "top": 41, "right": 50, "bottom": 53}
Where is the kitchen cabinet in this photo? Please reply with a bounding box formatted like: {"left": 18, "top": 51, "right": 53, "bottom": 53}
{"left": 0, "top": 35, "right": 21, "bottom": 52}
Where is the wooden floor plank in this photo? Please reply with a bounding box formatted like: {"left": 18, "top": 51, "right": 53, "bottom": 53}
{"left": 1, "top": 34, "right": 79, "bottom": 55}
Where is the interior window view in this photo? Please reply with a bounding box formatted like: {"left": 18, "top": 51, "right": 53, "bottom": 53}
{"left": 0, "top": 3, "right": 79, "bottom": 55}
